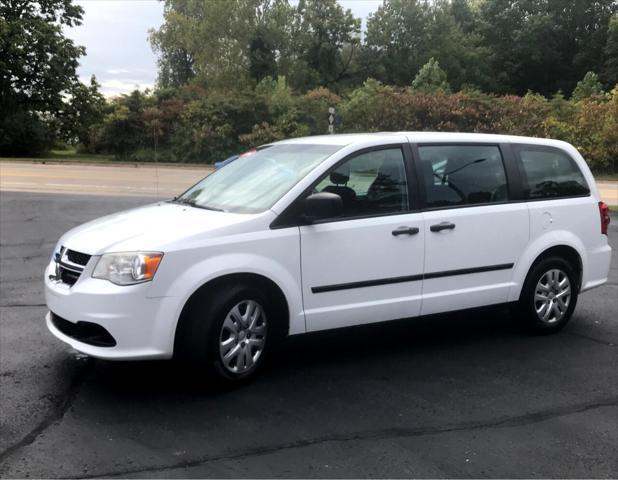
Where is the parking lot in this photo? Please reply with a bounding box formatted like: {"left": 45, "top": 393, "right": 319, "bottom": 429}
{"left": 0, "top": 184, "right": 617, "bottom": 477}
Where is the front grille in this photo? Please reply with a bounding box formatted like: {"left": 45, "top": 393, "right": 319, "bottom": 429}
{"left": 50, "top": 312, "right": 116, "bottom": 347}
{"left": 54, "top": 248, "right": 91, "bottom": 287}
{"left": 66, "top": 249, "right": 91, "bottom": 266}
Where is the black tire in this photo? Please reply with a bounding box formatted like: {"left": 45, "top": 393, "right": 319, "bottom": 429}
{"left": 176, "top": 283, "right": 274, "bottom": 386}
{"left": 516, "top": 256, "right": 579, "bottom": 334}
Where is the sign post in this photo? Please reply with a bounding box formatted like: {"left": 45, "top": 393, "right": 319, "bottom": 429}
{"left": 328, "top": 107, "right": 341, "bottom": 134}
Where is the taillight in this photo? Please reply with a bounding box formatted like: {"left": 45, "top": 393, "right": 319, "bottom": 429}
{"left": 599, "top": 201, "right": 610, "bottom": 235}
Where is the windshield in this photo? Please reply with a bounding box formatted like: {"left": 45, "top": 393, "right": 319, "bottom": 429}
{"left": 176, "top": 144, "right": 341, "bottom": 213}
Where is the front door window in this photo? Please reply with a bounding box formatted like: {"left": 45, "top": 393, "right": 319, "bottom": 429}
{"left": 314, "top": 148, "right": 409, "bottom": 219}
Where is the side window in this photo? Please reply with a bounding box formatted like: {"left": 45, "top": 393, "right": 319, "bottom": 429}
{"left": 418, "top": 145, "right": 508, "bottom": 208}
{"left": 315, "top": 148, "right": 409, "bottom": 218}
{"left": 518, "top": 147, "right": 590, "bottom": 199}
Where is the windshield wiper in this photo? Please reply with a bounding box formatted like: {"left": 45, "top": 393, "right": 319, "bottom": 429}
{"left": 170, "top": 197, "right": 195, "bottom": 206}
{"left": 171, "top": 197, "right": 225, "bottom": 212}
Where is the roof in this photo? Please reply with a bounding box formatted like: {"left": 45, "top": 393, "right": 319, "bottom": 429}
{"left": 275, "top": 132, "right": 569, "bottom": 148}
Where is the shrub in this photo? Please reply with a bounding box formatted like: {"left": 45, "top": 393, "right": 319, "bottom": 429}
{"left": 298, "top": 87, "right": 342, "bottom": 135}
{"left": 171, "top": 91, "right": 266, "bottom": 162}
{"left": 85, "top": 83, "right": 617, "bottom": 172}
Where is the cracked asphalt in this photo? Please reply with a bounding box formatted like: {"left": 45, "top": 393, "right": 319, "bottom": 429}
{"left": 0, "top": 191, "right": 616, "bottom": 478}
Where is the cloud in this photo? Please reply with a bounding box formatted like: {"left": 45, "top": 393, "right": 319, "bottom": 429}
{"left": 100, "top": 79, "right": 155, "bottom": 97}
{"left": 106, "top": 68, "right": 131, "bottom": 74}
{"left": 106, "top": 68, "right": 151, "bottom": 75}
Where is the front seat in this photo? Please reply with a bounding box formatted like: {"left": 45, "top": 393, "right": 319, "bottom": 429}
{"left": 367, "top": 153, "right": 408, "bottom": 212}
{"left": 323, "top": 163, "right": 357, "bottom": 212}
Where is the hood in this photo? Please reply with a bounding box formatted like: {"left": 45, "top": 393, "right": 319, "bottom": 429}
{"left": 60, "top": 201, "right": 270, "bottom": 255}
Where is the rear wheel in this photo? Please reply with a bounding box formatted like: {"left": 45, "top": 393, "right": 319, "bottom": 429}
{"left": 177, "top": 284, "right": 273, "bottom": 385}
{"left": 517, "top": 256, "right": 579, "bottom": 334}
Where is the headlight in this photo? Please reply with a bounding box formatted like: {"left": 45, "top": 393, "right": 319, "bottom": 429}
{"left": 92, "top": 252, "right": 163, "bottom": 285}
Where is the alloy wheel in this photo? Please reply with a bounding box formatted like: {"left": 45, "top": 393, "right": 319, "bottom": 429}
{"left": 534, "top": 269, "right": 571, "bottom": 324}
{"left": 219, "top": 300, "right": 267, "bottom": 374}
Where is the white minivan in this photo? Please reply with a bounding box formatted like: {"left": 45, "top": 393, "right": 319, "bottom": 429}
{"left": 45, "top": 133, "right": 612, "bottom": 383}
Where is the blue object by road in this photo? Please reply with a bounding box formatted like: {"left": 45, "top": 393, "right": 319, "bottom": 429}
{"left": 214, "top": 155, "right": 239, "bottom": 170}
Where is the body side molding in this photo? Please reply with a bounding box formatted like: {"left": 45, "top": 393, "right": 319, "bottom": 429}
{"left": 311, "top": 263, "right": 514, "bottom": 294}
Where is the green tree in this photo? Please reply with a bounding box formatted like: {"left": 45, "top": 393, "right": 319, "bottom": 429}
{"left": 365, "top": 0, "right": 431, "bottom": 85}
{"left": 288, "top": 0, "right": 361, "bottom": 90}
{"left": 149, "top": 1, "right": 195, "bottom": 88}
{"left": 98, "top": 91, "right": 148, "bottom": 158}
{"left": 248, "top": 1, "right": 295, "bottom": 83}
{"left": 602, "top": 14, "right": 618, "bottom": 87}
{"left": 450, "top": 0, "right": 478, "bottom": 33}
{"left": 61, "top": 75, "right": 106, "bottom": 151}
{"left": 425, "top": 1, "right": 492, "bottom": 91}
{"left": 248, "top": 26, "right": 278, "bottom": 82}
{"left": 150, "top": 0, "right": 294, "bottom": 89}
{"left": 0, "top": 0, "right": 85, "bottom": 155}
{"left": 478, "top": 0, "right": 617, "bottom": 95}
{"left": 571, "top": 71, "right": 605, "bottom": 102}
{"left": 411, "top": 57, "right": 450, "bottom": 92}
{"left": 365, "top": 0, "right": 489, "bottom": 90}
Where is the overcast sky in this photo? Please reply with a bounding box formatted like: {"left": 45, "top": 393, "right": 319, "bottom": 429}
{"left": 66, "top": 0, "right": 383, "bottom": 96}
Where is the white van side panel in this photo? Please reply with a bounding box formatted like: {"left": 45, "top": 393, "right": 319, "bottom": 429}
{"left": 506, "top": 142, "right": 611, "bottom": 301}
{"left": 154, "top": 226, "right": 306, "bottom": 343}
{"left": 421, "top": 203, "right": 529, "bottom": 315}
{"left": 509, "top": 196, "right": 611, "bottom": 302}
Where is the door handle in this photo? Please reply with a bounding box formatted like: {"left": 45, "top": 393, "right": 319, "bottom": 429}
{"left": 392, "top": 226, "right": 420, "bottom": 236}
{"left": 430, "top": 222, "right": 456, "bottom": 232}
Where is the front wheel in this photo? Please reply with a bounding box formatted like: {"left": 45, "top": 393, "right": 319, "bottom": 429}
{"left": 177, "top": 284, "right": 273, "bottom": 385}
{"left": 217, "top": 299, "right": 268, "bottom": 376}
{"left": 517, "top": 256, "right": 579, "bottom": 334}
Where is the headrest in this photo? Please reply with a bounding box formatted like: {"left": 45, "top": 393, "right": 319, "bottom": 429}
{"left": 378, "top": 155, "right": 402, "bottom": 179}
{"left": 330, "top": 163, "right": 350, "bottom": 185}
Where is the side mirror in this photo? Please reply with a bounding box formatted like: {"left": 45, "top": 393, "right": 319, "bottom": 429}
{"left": 302, "top": 192, "right": 342, "bottom": 222}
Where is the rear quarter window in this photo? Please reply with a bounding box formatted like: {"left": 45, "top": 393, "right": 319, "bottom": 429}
{"left": 516, "top": 146, "right": 590, "bottom": 199}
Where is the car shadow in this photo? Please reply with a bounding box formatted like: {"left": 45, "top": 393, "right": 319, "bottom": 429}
{"left": 81, "top": 305, "right": 521, "bottom": 396}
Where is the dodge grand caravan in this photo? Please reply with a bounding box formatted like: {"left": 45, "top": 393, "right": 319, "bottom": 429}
{"left": 45, "top": 133, "right": 612, "bottom": 383}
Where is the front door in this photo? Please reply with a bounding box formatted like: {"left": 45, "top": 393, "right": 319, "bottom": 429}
{"left": 300, "top": 146, "right": 425, "bottom": 332}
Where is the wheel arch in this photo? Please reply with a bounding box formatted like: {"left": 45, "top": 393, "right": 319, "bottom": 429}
{"left": 530, "top": 245, "right": 583, "bottom": 283}
{"left": 173, "top": 272, "right": 290, "bottom": 357}
{"left": 510, "top": 237, "right": 585, "bottom": 302}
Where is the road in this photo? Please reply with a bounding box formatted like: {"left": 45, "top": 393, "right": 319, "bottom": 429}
{"left": 597, "top": 181, "right": 618, "bottom": 207}
{"left": 0, "top": 161, "right": 617, "bottom": 205}
{"left": 0, "top": 192, "right": 617, "bottom": 476}
{"left": 0, "top": 162, "right": 212, "bottom": 198}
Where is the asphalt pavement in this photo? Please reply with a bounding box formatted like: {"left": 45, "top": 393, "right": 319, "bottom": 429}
{"left": 0, "top": 191, "right": 616, "bottom": 478}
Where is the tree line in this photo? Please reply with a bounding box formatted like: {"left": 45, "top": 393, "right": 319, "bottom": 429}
{"left": 1, "top": 0, "right": 617, "bottom": 172}
{"left": 151, "top": 0, "right": 617, "bottom": 96}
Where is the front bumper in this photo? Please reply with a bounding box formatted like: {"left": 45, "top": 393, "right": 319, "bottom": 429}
{"left": 44, "top": 260, "right": 179, "bottom": 360}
